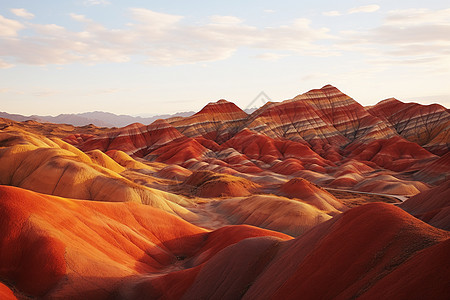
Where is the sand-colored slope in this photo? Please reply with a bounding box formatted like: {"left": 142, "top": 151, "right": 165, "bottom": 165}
{"left": 213, "top": 195, "right": 332, "bottom": 236}
{"left": 183, "top": 170, "right": 260, "bottom": 197}
{"left": 106, "top": 149, "right": 164, "bottom": 171}
{"left": 0, "top": 185, "right": 291, "bottom": 299}
{"left": 0, "top": 130, "right": 195, "bottom": 220}
{"left": 280, "top": 178, "right": 346, "bottom": 212}
{"left": 86, "top": 149, "right": 126, "bottom": 173}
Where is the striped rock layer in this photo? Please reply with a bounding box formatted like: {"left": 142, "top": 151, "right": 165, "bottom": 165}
{"left": 68, "top": 85, "right": 448, "bottom": 193}
{"left": 368, "top": 98, "right": 450, "bottom": 155}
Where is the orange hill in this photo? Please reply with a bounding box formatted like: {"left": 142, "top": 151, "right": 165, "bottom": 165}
{"left": 400, "top": 179, "right": 450, "bottom": 230}
{"left": 120, "top": 202, "right": 449, "bottom": 299}
{"left": 57, "top": 85, "right": 448, "bottom": 195}
{"left": 0, "top": 185, "right": 290, "bottom": 299}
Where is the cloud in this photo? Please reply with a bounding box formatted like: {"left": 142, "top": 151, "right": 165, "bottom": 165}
{"left": 129, "top": 8, "right": 183, "bottom": 30}
{"left": 340, "top": 8, "right": 450, "bottom": 67}
{"left": 264, "top": 9, "right": 275, "bottom": 14}
{"left": 254, "top": 53, "right": 286, "bottom": 61}
{"left": 83, "top": 0, "right": 110, "bottom": 6}
{"left": 384, "top": 8, "right": 450, "bottom": 25}
{"left": 11, "top": 8, "right": 34, "bottom": 19}
{"left": 0, "top": 59, "right": 14, "bottom": 69}
{"left": 323, "top": 11, "right": 342, "bottom": 17}
{"left": 0, "top": 8, "right": 334, "bottom": 66}
{"left": 323, "top": 5, "right": 379, "bottom": 17}
{"left": 0, "top": 15, "right": 24, "bottom": 36}
{"left": 348, "top": 5, "right": 380, "bottom": 14}
{"left": 209, "top": 15, "right": 243, "bottom": 25}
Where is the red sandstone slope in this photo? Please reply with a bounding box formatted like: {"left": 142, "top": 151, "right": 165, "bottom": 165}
{"left": 60, "top": 85, "right": 447, "bottom": 190}
{"left": 2, "top": 186, "right": 448, "bottom": 299}
{"left": 66, "top": 85, "right": 443, "bottom": 188}
{"left": 245, "top": 85, "right": 395, "bottom": 155}
{"left": 368, "top": 98, "right": 450, "bottom": 155}
{"left": 414, "top": 151, "right": 450, "bottom": 185}
{"left": 1, "top": 83, "right": 450, "bottom": 299}
{"left": 400, "top": 179, "right": 450, "bottom": 230}
{"left": 243, "top": 203, "right": 449, "bottom": 300}
{"left": 121, "top": 202, "right": 449, "bottom": 299}
{"left": 169, "top": 99, "right": 248, "bottom": 143}
{"left": 77, "top": 119, "right": 186, "bottom": 157}
{"left": 346, "top": 135, "right": 436, "bottom": 172}
{"left": 280, "top": 177, "right": 346, "bottom": 212}
{"left": 0, "top": 283, "right": 16, "bottom": 300}
{"left": 0, "top": 185, "right": 290, "bottom": 299}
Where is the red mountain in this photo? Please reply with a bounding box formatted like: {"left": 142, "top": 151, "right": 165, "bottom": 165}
{"left": 0, "top": 84, "right": 449, "bottom": 299}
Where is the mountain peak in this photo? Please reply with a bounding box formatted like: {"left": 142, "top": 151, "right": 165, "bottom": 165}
{"left": 195, "top": 99, "right": 247, "bottom": 117}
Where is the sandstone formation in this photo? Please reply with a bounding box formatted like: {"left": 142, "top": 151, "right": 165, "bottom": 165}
{"left": 59, "top": 85, "right": 448, "bottom": 195}
{"left": 368, "top": 98, "right": 450, "bottom": 155}
{"left": 0, "top": 186, "right": 289, "bottom": 299}
{"left": 183, "top": 170, "right": 260, "bottom": 197}
{"left": 0, "top": 129, "right": 196, "bottom": 221}
{"left": 117, "top": 203, "right": 449, "bottom": 299}
{"left": 1, "top": 84, "right": 449, "bottom": 299}
{"left": 213, "top": 194, "right": 332, "bottom": 236}
{"left": 280, "top": 178, "right": 346, "bottom": 212}
{"left": 400, "top": 179, "right": 450, "bottom": 230}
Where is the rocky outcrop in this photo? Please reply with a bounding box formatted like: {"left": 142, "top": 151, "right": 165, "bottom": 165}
{"left": 368, "top": 98, "right": 450, "bottom": 155}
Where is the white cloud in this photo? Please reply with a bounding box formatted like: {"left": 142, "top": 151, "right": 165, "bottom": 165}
{"left": 384, "top": 8, "right": 450, "bottom": 25}
{"left": 0, "top": 8, "right": 335, "bottom": 66}
{"left": 83, "top": 0, "right": 110, "bottom": 6}
{"left": 11, "top": 8, "right": 34, "bottom": 19}
{"left": 340, "top": 8, "right": 450, "bottom": 68}
{"left": 129, "top": 8, "right": 183, "bottom": 28}
{"left": 70, "top": 13, "right": 90, "bottom": 23}
{"left": 0, "top": 15, "right": 24, "bottom": 36}
{"left": 348, "top": 5, "right": 380, "bottom": 14}
{"left": 0, "top": 59, "right": 14, "bottom": 69}
{"left": 323, "top": 11, "right": 342, "bottom": 17}
{"left": 264, "top": 9, "right": 275, "bottom": 14}
{"left": 323, "top": 6, "right": 379, "bottom": 17}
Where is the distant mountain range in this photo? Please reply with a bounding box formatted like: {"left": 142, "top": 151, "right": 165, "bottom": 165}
{"left": 0, "top": 107, "right": 260, "bottom": 128}
{"left": 0, "top": 110, "right": 196, "bottom": 127}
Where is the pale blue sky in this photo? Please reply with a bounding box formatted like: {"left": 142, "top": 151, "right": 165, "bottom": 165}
{"left": 1, "top": 0, "right": 449, "bottom": 116}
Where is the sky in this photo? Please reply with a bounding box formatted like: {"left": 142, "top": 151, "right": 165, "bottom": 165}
{"left": 0, "top": 0, "right": 449, "bottom": 116}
